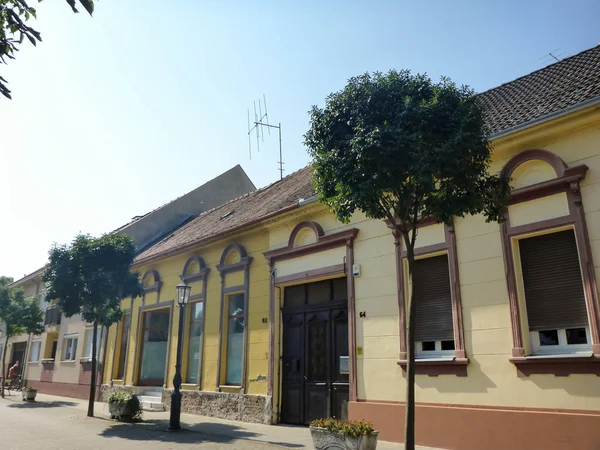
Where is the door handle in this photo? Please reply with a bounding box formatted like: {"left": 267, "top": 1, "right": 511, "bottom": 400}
{"left": 303, "top": 376, "right": 307, "bottom": 380}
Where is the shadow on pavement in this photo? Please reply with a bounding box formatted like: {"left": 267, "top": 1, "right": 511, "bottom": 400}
{"left": 7, "top": 400, "right": 78, "bottom": 408}
{"left": 99, "top": 419, "right": 305, "bottom": 448}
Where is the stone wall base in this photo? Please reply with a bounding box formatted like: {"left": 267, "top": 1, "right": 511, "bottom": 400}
{"left": 162, "top": 389, "right": 272, "bottom": 424}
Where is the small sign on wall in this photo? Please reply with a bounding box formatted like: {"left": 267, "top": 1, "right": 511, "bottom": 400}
{"left": 357, "top": 347, "right": 363, "bottom": 355}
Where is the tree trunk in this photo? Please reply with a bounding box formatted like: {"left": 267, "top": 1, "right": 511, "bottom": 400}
{"left": 87, "top": 321, "right": 98, "bottom": 417}
{"left": 403, "top": 233, "right": 417, "bottom": 450}
{"left": 1, "top": 335, "right": 9, "bottom": 398}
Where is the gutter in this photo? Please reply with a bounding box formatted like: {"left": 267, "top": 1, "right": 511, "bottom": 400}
{"left": 133, "top": 193, "right": 321, "bottom": 268}
{"left": 489, "top": 95, "right": 600, "bottom": 141}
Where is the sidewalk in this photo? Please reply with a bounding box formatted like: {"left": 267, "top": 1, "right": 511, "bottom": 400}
{"left": 0, "top": 392, "right": 441, "bottom": 449}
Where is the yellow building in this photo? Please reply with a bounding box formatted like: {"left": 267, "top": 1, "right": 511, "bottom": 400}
{"left": 0, "top": 166, "right": 255, "bottom": 400}
{"left": 102, "top": 44, "right": 600, "bottom": 450}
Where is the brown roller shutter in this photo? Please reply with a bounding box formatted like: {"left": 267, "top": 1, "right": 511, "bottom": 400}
{"left": 519, "top": 229, "right": 588, "bottom": 331}
{"left": 412, "top": 254, "right": 454, "bottom": 342}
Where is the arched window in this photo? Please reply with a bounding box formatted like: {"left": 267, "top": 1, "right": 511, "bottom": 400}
{"left": 500, "top": 149, "right": 600, "bottom": 375}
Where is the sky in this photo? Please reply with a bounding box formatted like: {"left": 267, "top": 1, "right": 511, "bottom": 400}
{"left": 0, "top": 0, "right": 598, "bottom": 280}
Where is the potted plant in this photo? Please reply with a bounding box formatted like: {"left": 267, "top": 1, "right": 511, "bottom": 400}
{"left": 21, "top": 386, "right": 37, "bottom": 402}
{"left": 107, "top": 390, "right": 142, "bottom": 422}
{"left": 310, "top": 417, "right": 379, "bottom": 450}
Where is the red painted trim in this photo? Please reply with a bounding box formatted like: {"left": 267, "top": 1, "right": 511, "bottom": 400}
{"left": 274, "top": 264, "right": 345, "bottom": 285}
{"left": 264, "top": 228, "right": 359, "bottom": 263}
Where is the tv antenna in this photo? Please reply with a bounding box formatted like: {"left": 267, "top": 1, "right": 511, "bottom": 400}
{"left": 247, "top": 94, "right": 284, "bottom": 180}
{"left": 540, "top": 48, "right": 566, "bottom": 64}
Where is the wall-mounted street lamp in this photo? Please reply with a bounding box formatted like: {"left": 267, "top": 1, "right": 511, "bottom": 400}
{"left": 169, "top": 282, "right": 191, "bottom": 431}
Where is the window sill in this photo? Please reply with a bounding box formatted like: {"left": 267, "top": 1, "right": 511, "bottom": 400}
{"left": 79, "top": 357, "right": 95, "bottom": 364}
{"left": 509, "top": 353, "right": 600, "bottom": 376}
{"left": 41, "top": 358, "right": 55, "bottom": 365}
{"left": 61, "top": 360, "right": 77, "bottom": 364}
{"left": 397, "top": 357, "right": 469, "bottom": 377}
{"left": 28, "top": 361, "right": 40, "bottom": 365}
{"left": 218, "top": 385, "right": 242, "bottom": 392}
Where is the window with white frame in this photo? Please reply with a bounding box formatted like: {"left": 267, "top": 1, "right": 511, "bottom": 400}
{"left": 518, "top": 229, "right": 591, "bottom": 355}
{"left": 62, "top": 335, "right": 78, "bottom": 361}
{"left": 411, "top": 254, "right": 455, "bottom": 358}
{"left": 29, "top": 340, "right": 42, "bottom": 362}
{"left": 83, "top": 328, "right": 101, "bottom": 359}
{"left": 38, "top": 291, "right": 47, "bottom": 310}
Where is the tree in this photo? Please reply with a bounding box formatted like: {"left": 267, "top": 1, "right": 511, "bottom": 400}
{"left": 0, "top": 276, "right": 45, "bottom": 398}
{"left": 305, "top": 70, "right": 509, "bottom": 450}
{"left": 42, "top": 233, "right": 143, "bottom": 417}
{"left": 0, "top": 0, "right": 95, "bottom": 99}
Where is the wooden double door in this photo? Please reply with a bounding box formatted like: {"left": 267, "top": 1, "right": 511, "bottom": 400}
{"left": 280, "top": 278, "right": 349, "bottom": 425}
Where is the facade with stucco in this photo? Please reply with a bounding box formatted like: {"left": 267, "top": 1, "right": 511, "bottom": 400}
{"left": 1, "top": 165, "right": 255, "bottom": 400}
{"left": 99, "top": 44, "right": 600, "bottom": 449}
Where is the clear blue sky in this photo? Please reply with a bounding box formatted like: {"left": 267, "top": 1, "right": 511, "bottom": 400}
{"left": 1, "top": 0, "right": 598, "bottom": 280}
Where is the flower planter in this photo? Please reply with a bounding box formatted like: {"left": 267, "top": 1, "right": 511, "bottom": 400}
{"left": 109, "top": 401, "right": 138, "bottom": 421}
{"left": 310, "top": 426, "right": 379, "bottom": 450}
{"left": 22, "top": 389, "right": 37, "bottom": 402}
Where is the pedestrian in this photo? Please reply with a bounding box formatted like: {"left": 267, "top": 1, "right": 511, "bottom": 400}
{"left": 8, "top": 360, "right": 19, "bottom": 379}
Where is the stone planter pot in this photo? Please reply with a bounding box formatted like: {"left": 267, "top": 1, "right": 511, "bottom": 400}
{"left": 22, "top": 389, "right": 37, "bottom": 402}
{"left": 310, "top": 426, "right": 379, "bottom": 450}
{"left": 109, "top": 401, "right": 138, "bottom": 421}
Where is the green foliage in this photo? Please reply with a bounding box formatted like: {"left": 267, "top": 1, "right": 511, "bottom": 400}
{"left": 305, "top": 70, "right": 510, "bottom": 230}
{"left": 310, "top": 418, "right": 375, "bottom": 437}
{"left": 108, "top": 390, "right": 142, "bottom": 421}
{"left": 42, "top": 233, "right": 143, "bottom": 328}
{"left": 0, "top": 0, "right": 95, "bottom": 99}
{"left": 0, "top": 282, "right": 45, "bottom": 338}
{"left": 306, "top": 70, "right": 510, "bottom": 450}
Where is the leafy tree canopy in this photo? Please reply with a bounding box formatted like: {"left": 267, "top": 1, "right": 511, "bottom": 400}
{"left": 305, "top": 70, "right": 510, "bottom": 450}
{"left": 305, "top": 70, "right": 509, "bottom": 233}
{"left": 0, "top": 0, "right": 94, "bottom": 99}
{"left": 0, "top": 281, "right": 45, "bottom": 338}
{"left": 42, "top": 233, "right": 142, "bottom": 417}
{"left": 42, "top": 233, "right": 143, "bottom": 327}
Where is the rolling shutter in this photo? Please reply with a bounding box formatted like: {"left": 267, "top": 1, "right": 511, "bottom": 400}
{"left": 519, "top": 229, "right": 588, "bottom": 331}
{"left": 412, "top": 254, "right": 454, "bottom": 342}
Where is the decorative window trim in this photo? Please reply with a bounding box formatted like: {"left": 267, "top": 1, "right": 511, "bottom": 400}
{"left": 180, "top": 256, "right": 210, "bottom": 284}
{"left": 216, "top": 244, "right": 252, "bottom": 393}
{"left": 111, "top": 308, "right": 131, "bottom": 384}
{"left": 132, "top": 301, "right": 174, "bottom": 387}
{"left": 180, "top": 256, "right": 209, "bottom": 387}
{"left": 389, "top": 218, "right": 468, "bottom": 376}
{"left": 141, "top": 269, "right": 163, "bottom": 303}
{"left": 263, "top": 221, "right": 360, "bottom": 402}
{"left": 500, "top": 149, "right": 600, "bottom": 376}
{"left": 263, "top": 221, "right": 358, "bottom": 264}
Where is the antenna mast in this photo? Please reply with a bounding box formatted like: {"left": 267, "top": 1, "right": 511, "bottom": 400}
{"left": 247, "top": 94, "right": 284, "bottom": 180}
{"left": 540, "top": 48, "right": 566, "bottom": 64}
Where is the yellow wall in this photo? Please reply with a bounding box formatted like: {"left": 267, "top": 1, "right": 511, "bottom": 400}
{"left": 105, "top": 227, "right": 271, "bottom": 396}
{"left": 101, "top": 110, "right": 600, "bottom": 417}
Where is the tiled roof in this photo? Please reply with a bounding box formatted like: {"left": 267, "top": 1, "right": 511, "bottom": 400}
{"left": 479, "top": 44, "right": 600, "bottom": 134}
{"left": 135, "top": 166, "right": 316, "bottom": 263}
{"left": 137, "top": 45, "right": 600, "bottom": 263}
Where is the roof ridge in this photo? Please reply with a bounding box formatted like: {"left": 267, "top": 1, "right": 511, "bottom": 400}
{"left": 163, "top": 164, "right": 313, "bottom": 231}
{"left": 478, "top": 44, "right": 600, "bottom": 96}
